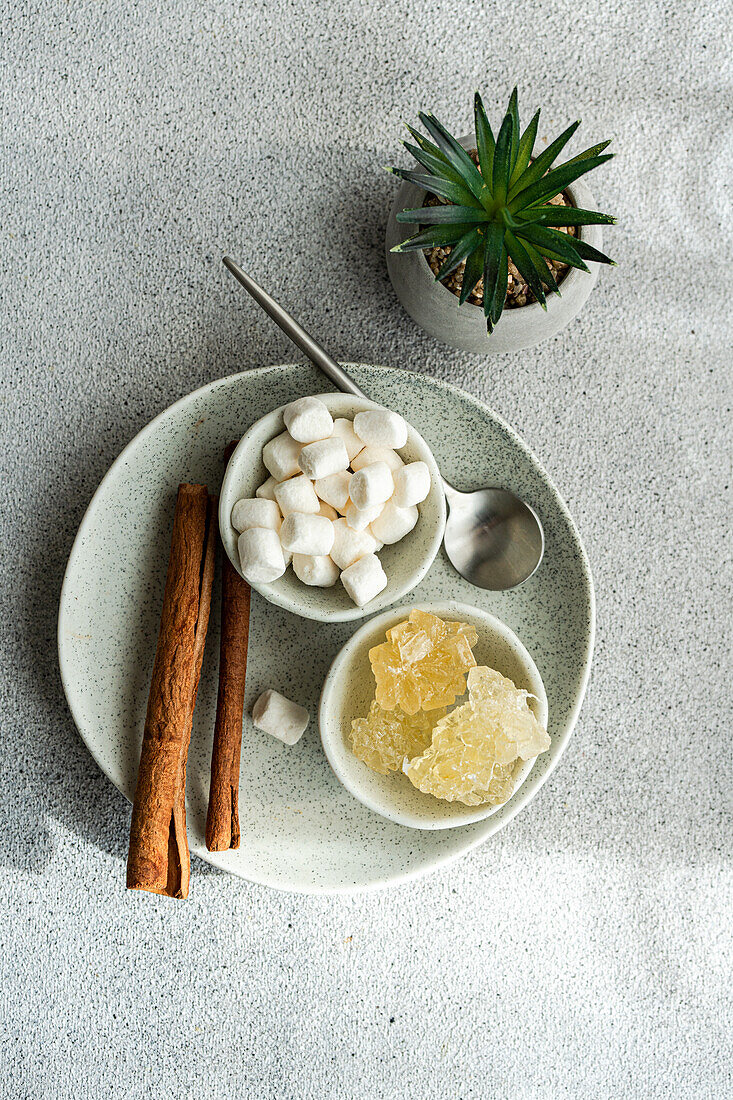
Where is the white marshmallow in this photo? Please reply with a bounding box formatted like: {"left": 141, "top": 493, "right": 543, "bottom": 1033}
{"left": 345, "top": 499, "right": 384, "bottom": 532}
{"left": 252, "top": 689, "right": 309, "bottom": 746}
{"left": 298, "top": 436, "right": 349, "bottom": 480}
{"left": 349, "top": 461, "right": 393, "bottom": 510}
{"left": 314, "top": 470, "right": 351, "bottom": 513}
{"left": 330, "top": 518, "right": 381, "bottom": 570}
{"left": 238, "top": 528, "right": 286, "bottom": 583}
{"left": 231, "top": 497, "right": 282, "bottom": 534}
{"left": 318, "top": 500, "right": 339, "bottom": 521}
{"left": 262, "top": 430, "right": 302, "bottom": 482}
{"left": 280, "top": 513, "right": 335, "bottom": 556}
{"left": 292, "top": 553, "right": 340, "bottom": 587}
{"left": 331, "top": 417, "right": 364, "bottom": 462}
{"left": 350, "top": 446, "right": 404, "bottom": 473}
{"left": 283, "top": 396, "right": 334, "bottom": 443}
{"left": 274, "top": 474, "right": 320, "bottom": 516}
{"left": 370, "top": 500, "right": 419, "bottom": 544}
{"left": 392, "top": 461, "right": 431, "bottom": 508}
{"left": 341, "top": 553, "right": 388, "bottom": 607}
{"left": 255, "top": 476, "right": 278, "bottom": 501}
{"left": 353, "top": 409, "right": 408, "bottom": 450}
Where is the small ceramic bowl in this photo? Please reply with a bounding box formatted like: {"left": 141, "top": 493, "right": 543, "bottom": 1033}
{"left": 319, "top": 602, "right": 549, "bottom": 829}
{"left": 220, "top": 393, "right": 446, "bottom": 622}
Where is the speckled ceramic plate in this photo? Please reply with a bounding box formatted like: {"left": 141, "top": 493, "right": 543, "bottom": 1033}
{"left": 58, "top": 364, "right": 594, "bottom": 894}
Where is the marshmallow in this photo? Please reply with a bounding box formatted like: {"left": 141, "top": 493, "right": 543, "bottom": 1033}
{"left": 262, "top": 430, "right": 302, "bottom": 482}
{"left": 255, "top": 476, "right": 278, "bottom": 501}
{"left": 238, "top": 528, "right": 286, "bottom": 583}
{"left": 341, "top": 553, "right": 388, "bottom": 607}
{"left": 298, "top": 436, "right": 349, "bottom": 480}
{"left": 349, "top": 461, "right": 393, "bottom": 510}
{"left": 252, "top": 689, "right": 309, "bottom": 746}
{"left": 330, "top": 518, "right": 381, "bottom": 570}
{"left": 314, "top": 470, "right": 351, "bottom": 513}
{"left": 345, "top": 499, "right": 384, "bottom": 532}
{"left": 318, "top": 500, "right": 339, "bottom": 521}
{"left": 331, "top": 417, "right": 364, "bottom": 462}
{"left": 280, "top": 513, "right": 335, "bottom": 556}
{"left": 370, "top": 500, "right": 419, "bottom": 544}
{"left": 231, "top": 497, "right": 281, "bottom": 534}
{"left": 353, "top": 409, "right": 408, "bottom": 450}
{"left": 350, "top": 446, "right": 404, "bottom": 473}
{"left": 392, "top": 461, "right": 431, "bottom": 508}
{"left": 274, "top": 474, "right": 320, "bottom": 516}
{"left": 283, "top": 396, "right": 334, "bottom": 443}
{"left": 292, "top": 553, "right": 340, "bottom": 587}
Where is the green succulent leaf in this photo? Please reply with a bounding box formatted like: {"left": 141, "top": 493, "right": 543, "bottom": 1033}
{"left": 473, "top": 92, "right": 495, "bottom": 185}
{"left": 388, "top": 168, "right": 483, "bottom": 208}
{"left": 487, "top": 244, "right": 509, "bottom": 329}
{"left": 481, "top": 224, "right": 507, "bottom": 325}
{"left": 510, "top": 108, "right": 540, "bottom": 188}
{"left": 396, "top": 204, "right": 489, "bottom": 225}
{"left": 390, "top": 224, "right": 478, "bottom": 252}
{"left": 569, "top": 238, "right": 616, "bottom": 265}
{"left": 508, "top": 120, "right": 580, "bottom": 200}
{"left": 402, "top": 141, "right": 467, "bottom": 188}
{"left": 404, "top": 125, "right": 445, "bottom": 163}
{"left": 506, "top": 230, "right": 547, "bottom": 307}
{"left": 509, "top": 153, "right": 613, "bottom": 211}
{"left": 418, "top": 112, "right": 486, "bottom": 200}
{"left": 507, "top": 87, "right": 520, "bottom": 169}
{"left": 433, "top": 228, "right": 483, "bottom": 281}
{"left": 492, "top": 111, "right": 514, "bottom": 202}
{"left": 515, "top": 223, "right": 590, "bottom": 271}
{"left": 522, "top": 238, "right": 559, "bottom": 292}
{"left": 458, "top": 244, "right": 484, "bottom": 305}
{"left": 562, "top": 139, "right": 612, "bottom": 167}
{"left": 516, "top": 205, "right": 616, "bottom": 227}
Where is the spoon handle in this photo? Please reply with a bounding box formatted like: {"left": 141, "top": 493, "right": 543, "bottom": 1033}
{"left": 222, "top": 257, "right": 368, "bottom": 400}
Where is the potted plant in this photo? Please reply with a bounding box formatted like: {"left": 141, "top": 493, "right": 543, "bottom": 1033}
{"left": 385, "top": 90, "right": 616, "bottom": 355}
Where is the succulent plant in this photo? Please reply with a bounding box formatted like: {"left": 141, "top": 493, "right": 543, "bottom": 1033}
{"left": 388, "top": 90, "right": 616, "bottom": 331}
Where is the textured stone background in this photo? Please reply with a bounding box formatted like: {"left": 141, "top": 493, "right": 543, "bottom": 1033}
{"left": 1, "top": 1, "right": 730, "bottom": 1097}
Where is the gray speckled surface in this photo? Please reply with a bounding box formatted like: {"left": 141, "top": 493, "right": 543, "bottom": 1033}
{"left": 1, "top": 0, "right": 730, "bottom": 1096}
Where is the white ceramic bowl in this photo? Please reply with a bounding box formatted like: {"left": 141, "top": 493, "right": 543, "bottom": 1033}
{"left": 319, "top": 602, "right": 549, "bottom": 829}
{"left": 219, "top": 393, "right": 446, "bottom": 622}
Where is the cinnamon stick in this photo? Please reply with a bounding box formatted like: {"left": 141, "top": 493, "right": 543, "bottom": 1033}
{"left": 127, "top": 484, "right": 217, "bottom": 898}
{"left": 206, "top": 442, "right": 251, "bottom": 851}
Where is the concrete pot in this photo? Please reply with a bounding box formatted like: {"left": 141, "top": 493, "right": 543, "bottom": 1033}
{"left": 385, "top": 134, "right": 603, "bottom": 355}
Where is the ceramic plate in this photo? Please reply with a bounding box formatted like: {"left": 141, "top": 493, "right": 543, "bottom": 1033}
{"left": 58, "top": 364, "right": 594, "bottom": 894}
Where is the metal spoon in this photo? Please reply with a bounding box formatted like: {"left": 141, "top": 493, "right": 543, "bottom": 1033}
{"left": 223, "top": 256, "right": 544, "bottom": 590}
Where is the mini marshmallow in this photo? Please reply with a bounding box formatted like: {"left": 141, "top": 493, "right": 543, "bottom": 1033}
{"left": 274, "top": 474, "right": 320, "bottom": 516}
{"left": 318, "top": 500, "right": 339, "bottom": 521}
{"left": 314, "top": 470, "right": 352, "bottom": 513}
{"left": 252, "top": 689, "right": 309, "bottom": 746}
{"left": 283, "top": 396, "right": 334, "bottom": 443}
{"left": 349, "top": 461, "right": 393, "bottom": 510}
{"left": 345, "top": 499, "right": 384, "bottom": 532}
{"left": 262, "top": 430, "right": 302, "bottom": 482}
{"left": 280, "top": 513, "right": 335, "bottom": 556}
{"left": 331, "top": 417, "right": 364, "bottom": 462}
{"left": 298, "top": 436, "right": 349, "bottom": 480}
{"left": 370, "top": 500, "right": 419, "bottom": 544}
{"left": 330, "top": 518, "right": 381, "bottom": 570}
{"left": 238, "top": 528, "right": 286, "bottom": 583}
{"left": 353, "top": 409, "right": 408, "bottom": 450}
{"left": 350, "top": 446, "right": 404, "bottom": 473}
{"left": 292, "top": 553, "right": 340, "bottom": 587}
{"left": 231, "top": 497, "right": 282, "bottom": 534}
{"left": 392, "top": 461, "right": 431, "bottom": 508}
{"left": 255, "top": 476, "right": 278, "bottom": 501}
{"left": 341, "top": 553, "right": 388, "bottom": 607}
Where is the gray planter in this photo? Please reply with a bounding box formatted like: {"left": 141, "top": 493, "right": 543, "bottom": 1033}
{"left": 385, "top": 134, "right": 603, "bottom": 355}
